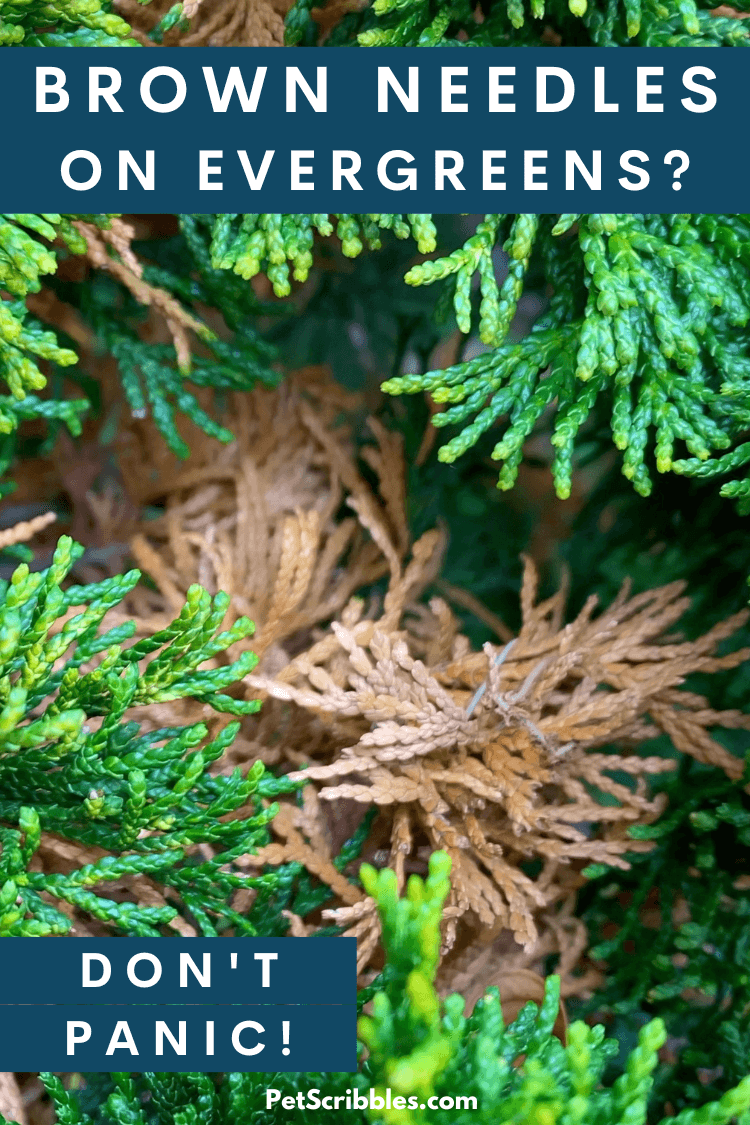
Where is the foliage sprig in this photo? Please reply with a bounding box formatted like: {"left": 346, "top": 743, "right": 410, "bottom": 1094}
{"left": 383, "top": 214, "right": 750, "bottom": 502}
{"left": 0, "top": 534, "right": 296, "bottom": 936}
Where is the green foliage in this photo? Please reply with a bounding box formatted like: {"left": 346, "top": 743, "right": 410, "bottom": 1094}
{"left": 284, "top": 0, "right": 317, "bottom": 42}
{"left": 57, "top": 217, "right": 282, "bottom": 458}
{"left": 148, "top": 2, "right": 190, "bottom": 41}
{"left": 356, "top": 854, "right": 732, "bottom": 1125}
{"left": 578, "top": 757, "right": 750, "bottom": 1114}
{"left": 0, "top": 215, "right": 94, "bottom": 439}
{"left": 383, "top": 214, "right": 750, "bottom": 503}
{"left": 0, "top": 533, "right": 297, "bottom": 936}
{"left": 8, "top": 854, "right": 750, "bottom": 1125}
{"left": 563, "top": 464, "right": 750, "bottom": 629}
{"left": 138, "top": 209, "right": 750, "bottom": 511}
{"left": 0, "top": 213, "right": 282, "bottom": 472}
{"left": 206, "top": 214, "right": 438, "bottom": 298}
{"left": 11, "top": 209, "right": 750, "bottom": 511}
{"left": 2, "top": 14, "right": 749, "bottom": 1114}
{"left": 287, "top": 0, "right": 749, "bottom": 47}
{"left": 0, "top": 0, "right": 136, "bottom": 44}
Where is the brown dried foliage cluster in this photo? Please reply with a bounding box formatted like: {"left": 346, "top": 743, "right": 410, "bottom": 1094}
{"left": 117, "top": 367, "right": 411, "bottom": 658}
{"left": 115, "top": 0, "right": 291, "bottom": 45}
{"left": 247, "top": 554, "right": 749, "bottom": 975}
{"left": 106, "top": 369, "right": 750, "bottom": 988}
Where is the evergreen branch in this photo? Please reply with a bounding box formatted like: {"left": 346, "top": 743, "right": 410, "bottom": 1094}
{"left": 0, "top": 534, "right": 294, "bottom": 936}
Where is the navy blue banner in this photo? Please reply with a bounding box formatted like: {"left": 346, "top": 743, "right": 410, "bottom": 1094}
{"left": 0, "top": 1004, "right": 357, "bottom": 1072}
{"left": 0, "top": 937, "right": 355, "bottom": 1005}
{"left": 1, "top": 46, "right": 747, "bottom": 210}
{"left": 0, "top": 938, "right": 356, "bottom": 1070}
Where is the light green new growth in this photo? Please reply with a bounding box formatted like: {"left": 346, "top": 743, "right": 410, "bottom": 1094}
{"left": 357, "top": 853, "right": 750, "bottom": 1125}
{"left": 0, "top": 0, "right": 136, "bottom": 43}
{"left": 0, "top": 215, "right": 94, "bottom": 440}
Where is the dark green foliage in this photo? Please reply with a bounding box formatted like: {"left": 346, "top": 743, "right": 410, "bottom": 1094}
{"left": 564, "top": 465, "right": 750, "bottom": 629}
{"left": 284, "top": 0, "right": 317, "bottom": 43}
{"left": 539, "top": 453, "right": 750, "bottom": 1117}
{"left": 0, "top": 533, "right": 297, "bottom": 936}
{"left": 148, "top": 3, "right": 190, "bottom": 41}
{"left": 577, "top": 758, "right": 750, "bottom": 1115}
{"left": 262, "top": 218, "right": 452, "bottom": 395}
{"left": 7, "top": 853, "right": 750, "bottom": 1125}
{"left": 56, "top": 217, "right": 282, "bottom": 458}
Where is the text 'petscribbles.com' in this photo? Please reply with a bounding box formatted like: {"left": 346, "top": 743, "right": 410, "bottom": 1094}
{"left": 264, "top": 1089, "right": 479, "bottom": 1112}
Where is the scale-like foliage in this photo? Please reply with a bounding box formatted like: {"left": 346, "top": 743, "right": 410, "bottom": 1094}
{"left": 356, "top": 854, "right": 743, "bottom": 1125}
{"left": 205, "top": 213, "right": 438, "bottom": 297}
{"left": 0, "top": 215, "right": 95, "bottom": 441}
{"left": 13, "top": 211, "right": 750, "bottom": 509}
{"left": 0, "top": 534, "right": 297, "bottom": 936}
{"left": 59, "top": 216, "right": 282, "bottom": 458}
{"left": 139, "top": 211, "right": 750, "bottom": 509}
{"left": 287, "top": 0, "right": 750, "bottom": 46}
{"left": 0, "top": 0, "right": 136, "bottom": 43}
{"left": 0, "top": 213, "right": 282, "bottom": 480}
{"left": 383, "top": 214, "right": 750, "bottom": 503}
{"left": 578, "top": 758, "right": 750, "bottom": 1114}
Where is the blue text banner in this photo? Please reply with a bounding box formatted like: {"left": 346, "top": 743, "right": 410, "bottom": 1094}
{"left": 1, "top": 46, "right": 747, "bottom": 210}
